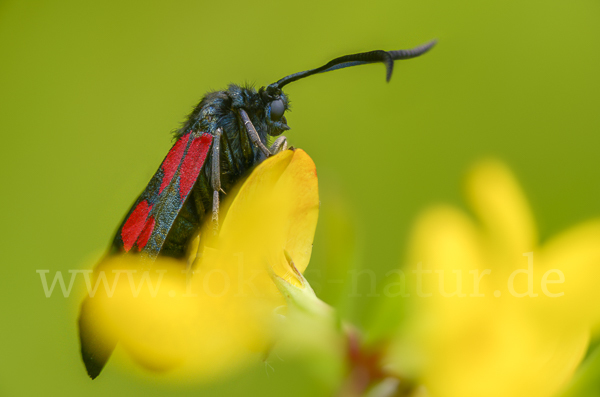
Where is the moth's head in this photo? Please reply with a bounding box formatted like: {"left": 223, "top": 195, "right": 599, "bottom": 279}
{"left": 258, "top": 85, "right": 290, "bottom": 136}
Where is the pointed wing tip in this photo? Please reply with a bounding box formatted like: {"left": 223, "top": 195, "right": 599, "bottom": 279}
{"left": 80, "top": 341, "right": 111, "bottom": 379}
{"left": 78, "top": 297, "right": 115, "bottom": 380}
{"left": 82, "top": 353, "right": 105, "bottom": 380}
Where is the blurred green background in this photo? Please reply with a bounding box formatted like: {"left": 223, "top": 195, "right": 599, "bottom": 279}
{"left": 1, "top": 0, "right": 599, "bottom": 395}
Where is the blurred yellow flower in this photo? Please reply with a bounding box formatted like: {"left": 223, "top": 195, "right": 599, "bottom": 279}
{"left": 387, "top": 160, "right": 600, "bottom": 397}
{"left": 79, "top": 149, "right": 320, "bottom": 381}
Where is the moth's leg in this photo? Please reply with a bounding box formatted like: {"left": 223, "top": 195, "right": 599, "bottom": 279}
{"left": 187, "top": 169, "right": 211, "bottom": 269}
{"left": 220, "top": 130, "right": 240, "bottom": 176}
{"left": 210, "top": 128, "right": 224, "bottom": 233}
{"left": 239, "top": 108, "right": 271, "bottom": 157}
{"left": 269, "top": 135, "right": 288, "bottom": 155}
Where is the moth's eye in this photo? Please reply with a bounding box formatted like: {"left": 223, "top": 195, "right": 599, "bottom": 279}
{"left": 270, "top": 99, "right": 285, "bottom": 121}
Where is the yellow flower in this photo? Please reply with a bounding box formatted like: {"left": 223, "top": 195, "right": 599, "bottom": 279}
{"left": 79, "top": 149, "right": 320, "bottom": 381}
{"left": 386, "top": 160, "right": 600, "bottom": 397}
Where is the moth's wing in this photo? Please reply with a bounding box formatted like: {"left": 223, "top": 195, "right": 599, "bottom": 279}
{"left": 79, "top": 131, "right": 213, "bottom": 379}
{"left": 110, "top": 131, "right": 213, "bottom": 259}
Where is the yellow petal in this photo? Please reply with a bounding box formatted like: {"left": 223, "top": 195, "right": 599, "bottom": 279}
{"left": 87, "top": 257, "right": 257, "bottom": 379}
{"left": 192, "top": 149, "right": 319, "bottom": 286}
{"left": 407, "top": 205, "right": 486, "bottom": 298}
{"left": 540, "top": 219, "right": 600, "bottom": 330}
{"left": 84, "top": 149, "right": 320, "bottom": 381}
{"left": 466, "top": 160, "right": 537, "bottom": 258}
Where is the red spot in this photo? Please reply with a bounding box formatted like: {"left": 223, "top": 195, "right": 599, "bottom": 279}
{"left": 135, "top": 215, "right": 156, "bottom": 251}
{"left": 179, "top": 133, "right": 212, "bottom": 201}
{"left": 121, "top": 200, "right": 152, "bottom": 252}
{"left": 160, "top": 132, "right": 191, "bottom": 194}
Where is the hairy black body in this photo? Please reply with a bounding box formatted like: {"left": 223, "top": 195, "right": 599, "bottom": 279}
{"left": 109, "top": 84, "right": 290, "bottom": 259}
{"left": 170, "top": 85, "right": 289, "bottom": 252}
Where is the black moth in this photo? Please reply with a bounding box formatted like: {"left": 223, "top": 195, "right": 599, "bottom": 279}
{"left": 79, "top": 40, "right": 437, "bottom": 379}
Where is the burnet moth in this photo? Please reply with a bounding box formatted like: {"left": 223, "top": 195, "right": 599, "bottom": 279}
{"left": 79, "top": 40, "right": 436, "bottom": 379}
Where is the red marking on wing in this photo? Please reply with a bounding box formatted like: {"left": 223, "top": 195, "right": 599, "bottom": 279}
{"left": 160, "top": 132, "right": 191, "bottom": 194}
{"left": 135, "top": 215, "right": 156, "bottom": 251}
{"left": 179, "top": 133, "right": 213, "bottom": 201}
{"left": 121, "top": 200, "right": 152, "bottom": 252}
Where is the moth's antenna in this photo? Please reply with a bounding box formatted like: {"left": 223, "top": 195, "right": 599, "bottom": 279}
{"left": 268, "top": 39, "right": 437, "bottom": 92}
